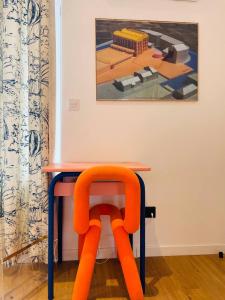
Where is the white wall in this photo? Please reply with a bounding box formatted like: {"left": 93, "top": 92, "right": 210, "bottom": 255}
{"left": 61, "top": 0, "right": 225, "bottom": 259}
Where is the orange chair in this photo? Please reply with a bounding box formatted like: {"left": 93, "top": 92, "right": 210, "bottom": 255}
{"left": 72, "top": 166, "right": 144, "bottom": 300}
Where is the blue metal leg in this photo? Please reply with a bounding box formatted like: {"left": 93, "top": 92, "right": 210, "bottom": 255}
{"left": 58, "top": 196, "right": 63, "bottom": 264}
{"left": 48, "top": 172, "right": 81, "bottom": 300}
{"left": 136, "top": 174, "right": 146, "bottom": 294}
{"left": 48, "top": 181, "right": 55, "bottom": 300}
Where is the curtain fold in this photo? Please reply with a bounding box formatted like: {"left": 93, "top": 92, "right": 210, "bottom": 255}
{"left": 0, "top": 0, "right": 51, "bottom": 264}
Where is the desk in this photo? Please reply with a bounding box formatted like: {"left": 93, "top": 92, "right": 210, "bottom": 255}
{"left": 42, "top": 162, "right": 151, "bottom": 300}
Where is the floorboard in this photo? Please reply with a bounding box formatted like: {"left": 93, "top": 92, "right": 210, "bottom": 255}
{"left": 3, "top": 255, "right": 225, "bottom": 299}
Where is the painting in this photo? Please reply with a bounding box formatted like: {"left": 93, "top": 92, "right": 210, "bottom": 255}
{"left": 96, "top": 18, "right": 198, "bottom": 101}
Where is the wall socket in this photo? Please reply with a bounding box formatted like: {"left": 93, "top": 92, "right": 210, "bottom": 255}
{"left": 68, "top": 98, "right": 80, "bottom": 111}
{"left": 145, "top": 206, "right": 156, "bottom": 218}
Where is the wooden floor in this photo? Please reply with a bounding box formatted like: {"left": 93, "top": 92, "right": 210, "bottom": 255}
{"left": 3, "top": 255, "right": 225, "bottom": 299}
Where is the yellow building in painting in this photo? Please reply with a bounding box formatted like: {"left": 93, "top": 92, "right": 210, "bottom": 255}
{"left": 112, "top": 28, "right": 149, "bottom": 56}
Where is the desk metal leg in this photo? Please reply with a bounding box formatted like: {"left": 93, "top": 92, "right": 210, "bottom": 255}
{"left": 48, "top": 172, "right": 81, "bottom": 300}
{"left": 48, "top": 183, "right": 55, "bottom": 300}
{"left": 136, "top": 174, "right": 146, "bottom": 294}
{"left": 58, "top": 196, "right": 63, "bottom": 264}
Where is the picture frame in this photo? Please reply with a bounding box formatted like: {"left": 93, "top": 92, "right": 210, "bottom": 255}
{"left": 96, "top": 18, "right": 198, "bottom": 101}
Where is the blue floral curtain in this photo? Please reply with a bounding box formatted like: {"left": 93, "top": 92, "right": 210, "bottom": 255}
{"left": 0, "top": 0, "right": 49, "bottom": 263}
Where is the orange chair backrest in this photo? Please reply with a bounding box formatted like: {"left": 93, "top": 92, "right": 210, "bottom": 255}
{"left": 74, "top": 165, "right": 140, "bottom": 234}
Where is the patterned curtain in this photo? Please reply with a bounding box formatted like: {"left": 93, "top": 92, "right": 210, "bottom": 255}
{"left": 0, "top": 0, "right": 49, "bottom": 263}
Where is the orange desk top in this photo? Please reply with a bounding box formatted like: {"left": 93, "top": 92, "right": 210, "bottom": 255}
{"left": 42, "top": 162, "right": 151, "bottom": 173}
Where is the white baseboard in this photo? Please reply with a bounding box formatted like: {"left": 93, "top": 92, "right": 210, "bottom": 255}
{"left": 143, "top": 244, "right": 225, "bottom": 257}
{"left": 62, "top": 244, "right": 225, "bottom": 261}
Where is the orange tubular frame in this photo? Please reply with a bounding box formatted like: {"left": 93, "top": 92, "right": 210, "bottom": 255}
{"left": 72, "top": 225, "right": 101, "bottom": 300}
{"left": 74, "top": 166, "right": 140, "bottom": 234}
{"left": 72, "top": 166, "right": 144, "bottom": 300}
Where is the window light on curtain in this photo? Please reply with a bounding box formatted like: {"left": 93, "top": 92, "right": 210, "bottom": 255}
{"left": 0, "top": 0, "right": 54, "bottom": 269}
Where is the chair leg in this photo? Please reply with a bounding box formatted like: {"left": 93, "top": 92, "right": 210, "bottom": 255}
{"left": 72, "top": 226, "right": 101, "bottom": 300}
{"left": 78, "top": 234, "right": 86, "bottom": 260}
{"left": 113, "top": 226, "right": 144, "bottom": 300}
{"left": 121, "top": 208, "right": 133, "bottom": 250}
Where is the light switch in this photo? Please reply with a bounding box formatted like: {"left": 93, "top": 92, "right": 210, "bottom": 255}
{"left": 68, "top": 99, "right": 80, "bottom": 111}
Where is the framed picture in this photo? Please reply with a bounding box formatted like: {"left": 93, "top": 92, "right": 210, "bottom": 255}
{"left": 96, "top": 18, "right": 198, "bottom": 101}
